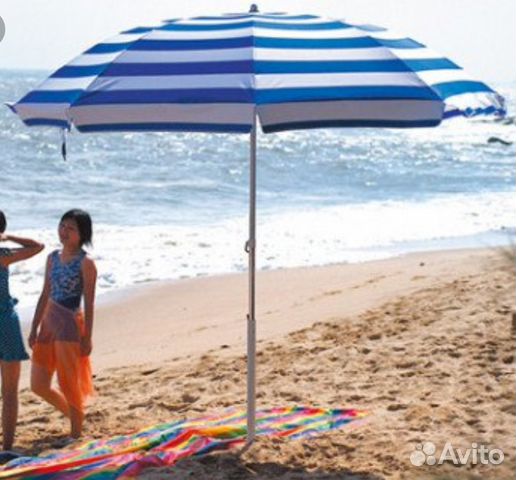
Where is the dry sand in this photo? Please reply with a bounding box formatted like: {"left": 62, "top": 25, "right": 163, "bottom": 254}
{"left": 11, "top": 247, "right": 516, "bottom": 479}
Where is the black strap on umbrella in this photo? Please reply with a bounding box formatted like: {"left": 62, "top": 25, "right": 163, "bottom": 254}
{"left": 61, "top": 128, "right": 67, "bottom": 161}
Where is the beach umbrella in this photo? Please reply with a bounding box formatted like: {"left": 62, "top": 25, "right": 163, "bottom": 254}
{"left": 8, "top": 5, "right": 505, "bottom": 447}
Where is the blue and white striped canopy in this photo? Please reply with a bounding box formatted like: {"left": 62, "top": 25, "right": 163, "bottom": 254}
{"left": 9, "top": 12, "right": 506, "bottom": 134}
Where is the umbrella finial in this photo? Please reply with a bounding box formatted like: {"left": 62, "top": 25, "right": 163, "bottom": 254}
{"left": 249, "top": 4, "right": 259, "bottom": 13}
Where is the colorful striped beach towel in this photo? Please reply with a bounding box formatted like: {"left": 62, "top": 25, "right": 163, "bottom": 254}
{"left": 0, "top": 407, "right": 367, "bottom": 479}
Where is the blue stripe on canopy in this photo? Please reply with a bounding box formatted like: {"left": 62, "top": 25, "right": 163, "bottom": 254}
{"left": 160, "top": 20, "right": 350, "bottom": 31}
{"left": 85, "top": 37, "right": 425, "bottom": 54}
{"left": 122, "top": 37, "right": 424, "bottom": 52}
{"left": 188, "top": 15, "right": 251, "bottom": 20}
{"left": 262, "top": 118, "right": 442, "bottom": 133}
{"left": 24, "top": 119, "right": 71, "bottom": 128}
{"left": 253, "top": 37, "right": 423, "bottom": 49}
{"left": 52, "top": 59, "right": 459, "bottom": 77}
{"left": 9, "top": 11, "right": 505, "bottom": 133}
{"left": 254, "top": 59, "right": 456, "bottom": 74}
{"left": 355, "top": 24, "right": 387, "bottom": 32}
{"left": 158, "top": 21, "right": 255, "bottom": 31}
{"left": 86, "top": 42, "right": 134, "bottom": 54}
{"left": 21, "top": 90, "right": 84, "bottom": 103}
{"left": 122, "top": 27, "right": 154, "bottom": 34}
{"left": 76, "top": 122, "right": 251, "bottom": 133}
{"left": 188, "top": 15, "right": 320, "bottom": 20}
{"left": 377, "top": 38, "right": 425, "bottom": 49}
{"left": 52, "top": 64, "right": 108, "bottom": 78}
{"left": 255, "top": 86, "right": 441, "bottom": 104}
{"left": 73, "top": 89, "right": 254, "bottom": 104}
{"left": 70, "top": 87, "right": 440, "bottom": 106}
{"left": 133, "top": 37, "right": 254, "bottom": 51}
{"left": 403, "top": 58, "right": 460, "bottom": 71}
{"left": 431, "top": 80, "right": 494, "bottom": 99}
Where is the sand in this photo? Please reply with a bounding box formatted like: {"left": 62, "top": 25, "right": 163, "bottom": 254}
{"left": 10, "top": 247, "right": 516, "bottom": 479}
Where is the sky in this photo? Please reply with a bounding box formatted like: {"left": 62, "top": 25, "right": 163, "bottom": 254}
{"left": 0, "top": 0, "right": 515, "bottom": 83}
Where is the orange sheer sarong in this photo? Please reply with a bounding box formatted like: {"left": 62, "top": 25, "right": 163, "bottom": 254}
{"left": 32, "top": 300, "right": 93, "bottom": 413}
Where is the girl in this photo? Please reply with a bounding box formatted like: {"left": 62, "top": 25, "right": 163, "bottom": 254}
{"left": 29, "top": 209, "right": 97, "bottom": 439}
{"left": 0, "top": 211, "right": 44, "bottom": 452}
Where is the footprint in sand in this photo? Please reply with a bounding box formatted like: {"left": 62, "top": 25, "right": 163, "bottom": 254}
{"left": 448, "top": 351, "right": 462, "bottom": 358}
{"left": 395, "top": 361, "right": 417, "bottom": 369}
{"left": 466, "top": 418, "right": 480, "bottom": 426}
{"left": 23, "top": 415, "right": 50, "bottom": 425}
{"left": 348, "top": 394, "right": 365, "bottom": 401}
{"left": 157, "top": 401, "right": 188, "bottom": 412}
{"left": 128, "top": 401, "right": 149, "bottom": 410}
{"left": 323, "top": 289, "right": 342, "bottom": 296}
{"left": 411, "top": 275, "right": 426, "bottom": 281}
{"left": 501, "top": 403, "right": 516, "bottom": 414}
{"left": 280, "top": 392, "right": 302, "bottom": 402}
{"left": 181, "top": 392, "right": 200, "bottom": 403}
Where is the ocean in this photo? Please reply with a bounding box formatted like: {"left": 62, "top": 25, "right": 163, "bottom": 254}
{"left": 1, "top": 69, "right": 515, "bottom": 309}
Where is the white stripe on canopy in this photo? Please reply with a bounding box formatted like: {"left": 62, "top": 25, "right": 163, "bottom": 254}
{"left": 256, "top": 72, "right": 429, "bottom": 89}
{"left": 35, "top": 77, "right": 101, "bottom": 91}
{"left": 258, "top": 99, "right": 444, "bottom": 124}
{"left": 69, "top": 53, "right": 123, "bottom": 66}
{"left": 12, "top": 103, "right": 70, "bottom": 121}
{"left": 112, "top": 46, "right": 399, "bottom": 63}
{"left": 147, "top": 27, "right": 372, "bottom": 40}
{"left": 70, "top": 103, "right": 254, "bottom": 126}
{"left": 170, "top": 16, "right": 332, "bottom": 25}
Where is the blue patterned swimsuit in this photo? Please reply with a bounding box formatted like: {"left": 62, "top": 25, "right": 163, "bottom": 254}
{"left": 49, "top": 249, "right": 86, "bottom": 311}
{"left": 0, "top": 248, "right": 30, "bottom": 361}
{"left": 35, "top": 249, "right": 87, "bottom": 345}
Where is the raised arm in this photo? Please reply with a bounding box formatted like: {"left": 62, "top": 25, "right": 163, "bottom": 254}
{"left": 80, "top": 257, "right": 97, "bottom": 356}
{"left": 0, "top": 232, "right": 44, "bottom": 268}
{"left": 28, "top": 255, "right": 52, "bottom": 348}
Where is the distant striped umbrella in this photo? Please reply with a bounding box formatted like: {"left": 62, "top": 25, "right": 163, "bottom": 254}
{"left": 7, "top": 6, "right": 506, "bottom": 450}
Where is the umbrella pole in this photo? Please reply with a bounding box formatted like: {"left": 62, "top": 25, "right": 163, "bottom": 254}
{"left": 244, "top": 113, "right": 257, "bottom": 449}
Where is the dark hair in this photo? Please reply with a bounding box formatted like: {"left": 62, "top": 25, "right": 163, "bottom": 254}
{"left": 0, "top": 211, "right": 6, "bottom": 233}
{"left": 61, "top": 209, "right": 93, "bottom": 247}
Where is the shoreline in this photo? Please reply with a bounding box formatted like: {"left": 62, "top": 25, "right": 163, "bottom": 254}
{"left": 13, "top": 226, "right": 516, "bottom": 320}
{"left": 17, "top": 231, "right": 514, "bottom": 320}
{"left": 17, "top": 246, "right": 510, "bottom": 377}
